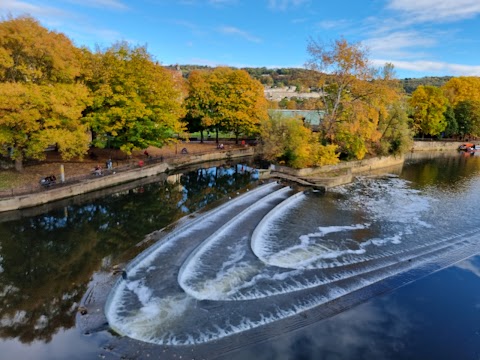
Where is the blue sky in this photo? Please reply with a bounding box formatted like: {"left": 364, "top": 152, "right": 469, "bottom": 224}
{"left": 2, "top": 0, "right": 480, "bottom": 79}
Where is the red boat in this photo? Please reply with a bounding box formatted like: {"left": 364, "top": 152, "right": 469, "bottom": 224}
{"left": 458, "top": 143, "right": 478, "bottom": 151}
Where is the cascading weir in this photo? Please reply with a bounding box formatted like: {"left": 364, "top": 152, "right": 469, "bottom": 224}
{"left": 105, "top": 176, "right": 480, "bottom": 346}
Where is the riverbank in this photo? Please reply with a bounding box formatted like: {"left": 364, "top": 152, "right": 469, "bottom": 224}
{"left": 0, "top": 147, "right": 254, "bottom": 212}
{"left": 0, "top": 140, "right": 468, "bottom": 213}
{"left": 266, "top": 140, "right": 468, "bottom": 188}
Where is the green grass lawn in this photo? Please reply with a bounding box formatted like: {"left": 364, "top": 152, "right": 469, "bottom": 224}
{"left": 0, "top": 171, "right": 18, "bottom": 190}
{"left": 187, "top": 131, "right": 233, "bottom": 139}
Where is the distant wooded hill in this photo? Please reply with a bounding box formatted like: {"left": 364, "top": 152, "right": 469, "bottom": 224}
{"left": 400, "top": 76, "right": 453, "bottom": 94}
{"left": 168, "top": 65, "right": 453, "bottom": 94}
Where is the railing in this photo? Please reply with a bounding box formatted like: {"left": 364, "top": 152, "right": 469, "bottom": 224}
{"left": 0, "top": 146, "right": 254, "bottom": 199}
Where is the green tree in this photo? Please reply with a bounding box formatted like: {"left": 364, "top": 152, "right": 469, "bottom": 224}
{"left": 83, "top": 42, "right": 186, "bottom": 154}
{"left": 0, "top": 15, "right": 90, "bottom": 171}
{"left": 443, "top": 104, "right": 458, "bottom": 138}
{"left": 408, "top": 85, "right": 448, "bottom": 137}
{"left": 454, "top": 100, "right": 480, "bottom": 139}
{"left": 376, "top": 102, "right": 413, "bottom": 155}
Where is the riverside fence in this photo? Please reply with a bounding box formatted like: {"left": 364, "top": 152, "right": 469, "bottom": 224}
{"left": 0, "top": 146, "right": 254, "bottom": 199}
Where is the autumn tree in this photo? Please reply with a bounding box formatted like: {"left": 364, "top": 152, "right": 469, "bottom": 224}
{"left": 0, "top": 15, "right": 91, "bottom": 171}
{"left": 409, "top": 85, "right": 449, "bottom": 137}
{"left": 376, "top": 102, "right": 413, "bottom": 154}
{"left": 184, "top": 69, "right": 214, "bottom": 142}
{"left": 305, "top": 38, "right": 373, "bottom": 142}
{"left": 82, "top": 42, "right": 186, "bottom": 154}
{"left": 366, "top": 64, "right": 412, "bottom": 155}
{"left": 442, "top": 77, "right": 480, "bottom": 107}
{"left": 260, "top": 113, "right": 338, "bottom": 168}
{"left": 208, "top": 67, "right": 269, "bottom": 143}
{"left": 305, "top": 39, "right": 406, "bottom": 159}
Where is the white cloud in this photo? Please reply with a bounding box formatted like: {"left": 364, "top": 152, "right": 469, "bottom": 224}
{"left": 268, "top": 0, "right": 309, "bottom": 11}
{"left": 371, "top": 58, "right": 480, "bottom": 76}
{"left": 1, "top": 0, "right": 70, "bottom": 18}
{"left": 1, "top": 0, "right": 125, "bottom": 47}
{"left": 218, "top": 26, "right": 262, "bottom": 43}
{"left": 365, "top": 31, "right": 436, "bottom": 58}
{"left": 170, "top": 19, "right": 209, "bottom": 37}
{"left": 316, "top": 19, "right": 349, "bottom": 30}
{"left": 387, "top": 0, "right": 480, "bottom": 22}
{"left": 3, "top": 0, "right": 129, "bottom": 13}
{"left": 67, "top": 0, "right": 128, "bottom": 10}
{"left": 230, "top": 300, "right": 413, "bottom": 360}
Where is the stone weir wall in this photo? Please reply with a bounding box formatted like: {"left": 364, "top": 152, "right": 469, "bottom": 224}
{"left": 0, "top": 148, "right": 254, "bottom": 213}
{"left": 271, "top": 154, "right": 405, "bottom": 178}
{"left": 268, "top": 140, "right": 467, "bottom": 189}
{"left": 268, "top": 154, "right": 405, "bottom": 189}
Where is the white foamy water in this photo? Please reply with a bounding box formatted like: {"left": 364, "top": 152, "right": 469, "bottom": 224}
{"left": 251, "top": 176, "right": 434, "bottom": 269}
{"left": 105, "top": 174, "right": 480, "bottom": 346}
{"left": 333, "top": 176, "right": 433, "bottom": 227}
{"left": 178, "top": 187, "right": 291, "bottom": 299}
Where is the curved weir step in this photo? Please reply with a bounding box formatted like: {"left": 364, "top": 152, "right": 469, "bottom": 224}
{"left": 104, "top": 175, "right": 480, "bottom": 348}
{"left": 178, "top": 186, "right": 295, "bottom": 300}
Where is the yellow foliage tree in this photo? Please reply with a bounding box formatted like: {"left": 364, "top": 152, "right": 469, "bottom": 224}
{"left": 207, "top": 67, "right": 269, "bottom": 143}
{"left": 184, "top": 69, "right": 215, "bottom": 141}
{"left": 0, "top": 16, "right": 90, "bottom": 171}
{"left": 82, "top": 42, "right": 186, "bottom": 154}
{"left": 442, "top": 77, "right": 480, "bottom": 107}
{"left": 260, "top": 114, "right": 338, "bottom": 168}
{"left": 409, "top": 85, "right": 449, "bottom": 137}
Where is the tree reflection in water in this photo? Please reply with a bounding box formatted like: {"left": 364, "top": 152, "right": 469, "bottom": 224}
{"left": 0, "top": 161, "right": 259, "bottom": 344}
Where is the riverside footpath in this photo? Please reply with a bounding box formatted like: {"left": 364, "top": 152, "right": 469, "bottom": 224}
{"left": 0, "top": 143, "right": 255, "bottom": 212}
{"left": 0, "top": 140, "right": 467, "bottom": 213}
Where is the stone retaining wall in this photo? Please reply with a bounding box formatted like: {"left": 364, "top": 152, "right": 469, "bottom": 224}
{"left": 0, "top": 148, "right": 255, "bottom": 212}
{"left": 270, "top": 154, "right": 405, "bottom": 178}
{"left": 0, "top": 142, "right": 463, "bottom": 212}
{"left": 412, "top": 140, "right": 465, "bottom": 151}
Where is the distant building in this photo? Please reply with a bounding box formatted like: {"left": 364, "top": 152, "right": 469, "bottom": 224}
{"left": 264, "top": 86, "right": 322, "bottom": 101}
{"left": 268, "top": 109, "right": 325, "bottom": 130}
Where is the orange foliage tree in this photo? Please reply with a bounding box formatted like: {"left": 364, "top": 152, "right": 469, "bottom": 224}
{"left": 305, "top": 38, "right": 407, "bottom": 159}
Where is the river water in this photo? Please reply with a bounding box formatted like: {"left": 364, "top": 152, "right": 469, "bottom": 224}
{"left": 1, "top": 152, "right": 480, "bottom": 359}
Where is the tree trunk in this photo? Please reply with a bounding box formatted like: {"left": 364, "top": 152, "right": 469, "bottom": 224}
{"left": 200, "top": 130, "right": 204, "bottom": 143}
{"left": 216, "top": 128, "right": 219, "bottom": 144}
{"left": 15, "top": 156, "right": 23, "bottom": 172}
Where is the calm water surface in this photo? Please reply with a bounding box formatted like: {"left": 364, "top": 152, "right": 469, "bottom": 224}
{"left": 1, "top": 153, "right": 480, "bottom": 359}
